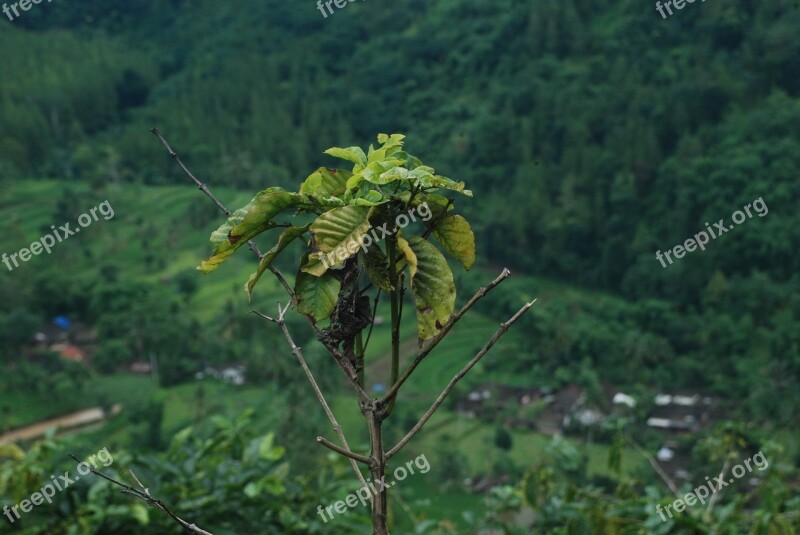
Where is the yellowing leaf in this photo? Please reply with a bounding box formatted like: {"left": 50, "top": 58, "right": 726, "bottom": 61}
{"left": 432, "top": 215, "right": 476, "bottom": 270}
{"left": 396, "top": 235, "right": 417, "bottom": 278}
{"left": 407, "top": 237, "right": 455, "bottom": 341}
{"left": 198, "top": 188, "right": 303, "bottom": 273}
{"left": 300, "top": 167, "right": 352, "bottom": 198}
{"left": 302, "top": 206, "right": 372, "bottom": 276}
{"left": 245, "top": 225, "right": 309, "bottom": 301}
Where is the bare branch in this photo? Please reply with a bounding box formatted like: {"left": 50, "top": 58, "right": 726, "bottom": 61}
{"left": 705, "top": 458, "right": 731, "bottom": 515}
{"left": 151, "top": 128, "right": 367, "bottom": 400}
{"left": 316, "top": 436, "right": 373, "bottom": 465}
{"left": 150, "top": 127, "right": 295, "bottom": 298}
{"left": 69, "top": 455, "right": 215, "bottom": 535}
{"left": 361, "top": 290, "right": 381, "bottom": 360}
{"left": 380, "top": 268, "right": 513, "bottom": 405}
{"left": 629, "top": 439, "right": 681, "bottom": 498}
{"left": 386, "top": 299, "right": 536, "bottom": 458}
{"left": 253, "top": 308, "right": 369, "bottom": 488}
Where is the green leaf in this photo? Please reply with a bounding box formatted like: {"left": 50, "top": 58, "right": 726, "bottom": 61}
{"left": 302, "top": 206, "right": 372, "bottom": 275}
{"left": 258, "top": 432, "right": 286, "bottom": 461}
{"left": 245, "top": 225, "right": 309, "bottom": 301}
{"left": 379, "top": 166, "right": 410, "bottom": 183}
{"left": 210, "top": 414, "right": 231, "bottom": 429}
{"left": 295, "top": 267, "right": 340, "bottom": 321}
{"left": 315, "top": 195, "right": 347, "bottom": 208}
{"left": 198, "top": 188, "right": 303, "bottom": 273}
{"left": 431, "top": 175, "right": 473, "bottom": 197}
{"left": 367, "top": 147, "right": 388, "bottom": 164}
{"left": 407, "top": 237, "right": 456, "bottom": 341}
{"left": 397, "top": 191, "right": 452, "bottom": 219}
{"left": 169, "top": 426, "right": 194, "bottom": 451}
{"left": 0, "top": 443, "right": 25, "bottom": 461}
{"left": 352, "top": 189, "right": 387, "bottom": 207}
{"left": 361, "top": 246, "right": 392, "bottom": 291}
{"left": 412, "top": 172, "right": 472, "bottom": 197}
{"left": 377, "top": 133, "right": 405, "bottom": 152}
{"left": 258, "top": 475, "right": 286, "bottom": 496}
{"left": 347, "top": 159, "right": 405, "bottom": 189}
{"left": 432, "top": 215, "right": 476, "bottom": 270}
{"left": 299, "top": 167, "right": 351, "bottom": 198}
{"left": 323, "top": 147, "right": 367, "bottom": 170}
{"left": 131, "top": 504, "right": 150, "bottom": 525}
{"left": 244, "top": 482, "right": 260, "bottom": 498}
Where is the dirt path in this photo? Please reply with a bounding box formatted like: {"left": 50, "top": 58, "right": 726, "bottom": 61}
{"left": 0, "top": 405, "right": 120, "bottom": 445}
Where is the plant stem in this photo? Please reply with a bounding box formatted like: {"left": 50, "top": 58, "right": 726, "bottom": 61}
{"left": 364, "top": 402, "right": 388, "bottom": 535}
{"left": 356, "top": 331, "right": 365, "bottom": 389}
{"left": 386, "top": 238, "right": 401, "bottom": 416}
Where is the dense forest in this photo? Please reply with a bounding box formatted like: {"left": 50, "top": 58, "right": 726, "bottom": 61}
{"left": 2, "top": 0, "right": 798, "bottom": 419}
{"left": 0, "top": 0, "right": 798, "bottom": 533}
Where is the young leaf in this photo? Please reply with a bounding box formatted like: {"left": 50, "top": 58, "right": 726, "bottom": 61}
{"left": 198, "top": 188, "right": 303, "bottom": 273}
{"left": 406, "top": 237, "right": 456, "bottom": 341}
{"left": 377, "top": 133, "right": 405, "bottom": 152}
{"left": 416, "top": 173, "right": 472, "bottom": 197}
{"left": 299, "top": 168, "right": 352, "bottom": 198}
{"left": 323, "top": 147, "right": 367, "bottom": 170}
{"left": 301, "top": 206, "right": 373, "bottom": 276}
{"left": 245, "top": 225, "right": 310, "bottom": 301}
{"left": 352, "top": 189, "right": 387, "bottom": 207}
{"left": 432, "top": 215, "right": 476, "bottom": 270}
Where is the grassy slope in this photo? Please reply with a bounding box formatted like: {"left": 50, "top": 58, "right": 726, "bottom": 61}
{"left": 0, "top": 179, "right": 289, "bottom": 316}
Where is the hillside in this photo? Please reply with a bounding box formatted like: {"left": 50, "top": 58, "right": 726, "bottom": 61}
{"left": 1, "top": 0, "right": 799, "bottom": 533}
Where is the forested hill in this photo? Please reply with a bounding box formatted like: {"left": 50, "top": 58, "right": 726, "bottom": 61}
{"left": 1, "top": 0, "right": 798, "bottom": 334}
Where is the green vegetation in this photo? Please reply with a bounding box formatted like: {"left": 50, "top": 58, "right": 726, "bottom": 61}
{"left": 1, "top": 0, "right": 799, "bottom": 532}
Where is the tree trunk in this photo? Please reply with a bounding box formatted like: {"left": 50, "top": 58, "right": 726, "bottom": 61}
{"left": 365, "top": 404, "right": 388, "bottom": 534}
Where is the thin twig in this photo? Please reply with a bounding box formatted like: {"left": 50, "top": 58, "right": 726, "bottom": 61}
{"left": 362, "top": 289, "right": 382, "bottom": 355}
{"left": 69, "top": 455, "right": 214, "bottom": 535}
{"left": 629, "top": 439, "right": 681, "bottom": 498}
{"left": 151, "top": 128, "right": 367, "bottom": 400}
{"left": 380, "top": 268, "right": 512, "bottom": 405}
{"left": 705, "top": 458, "right": 731, "bottom": 516}
{"left": 149, "top": 128, "right": 267, "bottom": 267}
{"left": 386, "top": 299, "right": 536, "bottom": 458}
{"left": 253, "top": 307, "right": 369, "bottom": 488}
{"left": 316, "top": 436, "right": 373, "bottom": 465}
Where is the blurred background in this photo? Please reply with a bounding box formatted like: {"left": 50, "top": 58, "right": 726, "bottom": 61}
{"left": 0, "top": 0, "right": 798, "bottom": 533}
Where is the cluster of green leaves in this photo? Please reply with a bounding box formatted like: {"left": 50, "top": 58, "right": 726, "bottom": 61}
{"left": 198, "top": 134, "right": 475, "bottom": 341}
{"left": 0, "top": 410, "right": 358, "bottom": 534}
{"left": 423, "top": 433, "right": 800, "bottom": 535}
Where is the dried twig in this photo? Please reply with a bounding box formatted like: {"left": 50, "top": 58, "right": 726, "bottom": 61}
{"left": 705, "top": 458, "right": 731, "bottom": 516}
{"left": 69, "top": 455, "right": 214, "bottom": 535}
{"left": 152, "top": 128, "right": 368, "bottom": 484}
{"left": 151, "top": 127, "right": 366, "bottom": 399}
{"left": 316, "top": 436, "right": 373, "bottom": 465}
{"left": 253, "top": 305, "right": 369, "bottom": 488}
{"left": 148, "top": 127, "right": 292, "bottom": 291}
{"left": 629, "top": 439, "right": 681, "bottom": 498}
{"left": 386, "top": 299, "right": 536, "bottom": 458}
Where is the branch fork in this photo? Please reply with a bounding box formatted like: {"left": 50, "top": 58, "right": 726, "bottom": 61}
{"left": 151, "top": 128, "right": 537, "bottom": 535}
